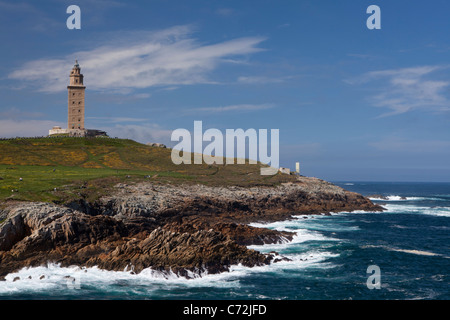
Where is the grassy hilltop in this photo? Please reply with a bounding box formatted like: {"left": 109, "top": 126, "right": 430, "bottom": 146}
{"left": 0, "top": 137, "right": 295, "bottom": 204}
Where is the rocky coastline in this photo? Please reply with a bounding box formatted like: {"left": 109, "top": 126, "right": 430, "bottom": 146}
{"left": 0, "top": 176, "right": 383, "bottom": 279}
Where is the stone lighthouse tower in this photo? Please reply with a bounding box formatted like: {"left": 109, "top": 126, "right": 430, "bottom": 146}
{"left": 49, "top": 60, "right": 106, "bottom": 137}
{"left": 67, "top": 60, "right": 85, "bottom": 130}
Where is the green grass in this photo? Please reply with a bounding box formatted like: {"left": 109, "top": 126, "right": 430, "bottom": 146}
{"left": 0, "top": 137, "right": 296, "bottom": 203}
{"left": 0, "top": 164, "right": 189, "bottom": 203}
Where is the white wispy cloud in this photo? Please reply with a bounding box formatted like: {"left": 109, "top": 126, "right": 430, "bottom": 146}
{"left": 348, "top": 65, "right": 450, "bottom": 117}
{"left": 237, "top": 76, "right": 285, "bottom": 84}
{"left": 0, "top": 119, "right": 64, "bottom": 138}
{"left": 104, "top": 123, "right": 173, "bottom": 145}
{"left": 369, "top": 137, "right": 450, "bottom": 154}
{"left": 8, "top": 25, "right": 266, "bottom": 93}
{"left": 0, "top": 107, "right": 44, "bottom": 120}
{"left": 0, "top": 117, "right": 172, "bottom": 144}
{"left": 190, "top": 103, "right": 275, "bottom": 113}
{"left": 346, "top": 53, "right": 377, "bottom": 60}
{"left": 280, "top": 142, "right": 322, "bottom": 157}
{"left": 87, "top": 116, "right": 148, "bottom": 123}
{"left": 215, "top": 8, "right": 236, "bottom": 17}
{"left": 0, "top": 1, "right": 60, "bottom": 32}
{"left": 0, "top": 107, "right": 61, "bottom": 137}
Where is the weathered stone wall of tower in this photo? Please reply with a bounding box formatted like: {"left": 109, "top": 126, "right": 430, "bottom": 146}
{"left": 68, "top": 87, "right": 85, "bottom": 129}
{"left": 67, "top": 62, "right": 86, "bottom": 130}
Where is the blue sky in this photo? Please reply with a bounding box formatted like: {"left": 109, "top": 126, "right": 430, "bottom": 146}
{"left": 1, "top": 0, "right": 450, "bottom": 182}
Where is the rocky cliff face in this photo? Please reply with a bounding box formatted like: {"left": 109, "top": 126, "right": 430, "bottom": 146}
{"left": 0, "top": 176, "right": 383, "bottom": 279}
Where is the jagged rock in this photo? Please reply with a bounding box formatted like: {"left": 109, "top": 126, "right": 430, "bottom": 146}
{"left": 0, "top": 177, "right": 383, "bottom": 279}
{"left": 100, "top": 177, "right": 382, "bottom": 222}
{"left": 0, "top": 203, "right": 271, "bottom": 278}
{"left": 87, "top": 227, "right": 271, "bottom": 276}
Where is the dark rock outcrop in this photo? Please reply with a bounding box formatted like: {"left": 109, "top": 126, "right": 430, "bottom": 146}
{"left": 0, "top": 176, "right": 383, "bottom": 279}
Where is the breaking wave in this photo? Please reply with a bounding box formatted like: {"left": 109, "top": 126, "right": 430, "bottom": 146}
{"left": 2, "top": 182, "right": 448, "bottom": 299}
{"left": 369, "top": 195, "right": 445, "bottom": 201}
{"left": 0, "top": 216, "right": 342, "bottom": 298}
{"left": 382, "top": 203, "right": 450, "bottom": 217}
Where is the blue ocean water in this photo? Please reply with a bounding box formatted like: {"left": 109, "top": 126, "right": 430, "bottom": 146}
{"left": 0, "top": 182, "right": 449, "bottom": 300}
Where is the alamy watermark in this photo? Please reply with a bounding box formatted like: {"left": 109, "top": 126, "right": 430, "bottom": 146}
{"left": 65, "top": 4, "right": 380, "bottom": 31}
{"left": 171, "top": 121, "right": 279, "bottom": 175}
{"left": 366, "top": 265, "right": 381, "bottom": 289}
{"left": 367, "top": 5, "right": 381, "bottom": 30}
{"left": 66, "top": 5, "right": 81, "bottom": 30}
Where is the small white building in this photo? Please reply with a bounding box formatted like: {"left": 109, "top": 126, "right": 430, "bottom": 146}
{"left": 49, "top": 126, "right": 68, "bottom": 135}
{"left": 279, "top": 167, "right": 290, "bottom": 175}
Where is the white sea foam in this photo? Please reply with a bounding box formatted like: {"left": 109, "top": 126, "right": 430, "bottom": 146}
{"left": 387, "top": 248, "right": 441, "bottom": 257}
{"left": 0, "top": 264, "right": 86, "bottom": 295}
{"left": 0, "top": 246, "right": 340, "bottom": 296}
{"left": 0, "top": 215, "right": 344, "bottom": 296}
{"left": 361, "top": 245, "right": 449, "bottom": 258}
{"left": 226, "top": 250, "right": 339, "bottom": 277}
{"left": 293, "top": 216, "right": 361, "bottom": 232}
{"left": 249, "top": 215, "right": 315, "bottom": 231}
{"left": 390, "top": 224, "right": 412, "bottom": 229}
{"left": 247, "top": 228, "right": 333, "bottom": 252}
{"left": 0, "top": 263, "right": 244, "bottom": 296}
{"left": 383, "top": 203, "right": 450, "bottom": 217}
{"left": 250, "top": 213, "right": 356, "bottom": 232}
{"left": 248, "top": 216, "right": 340, "bottom": 252}
{"left": 369, "top": 195, "right": 444, "bottom": 202}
